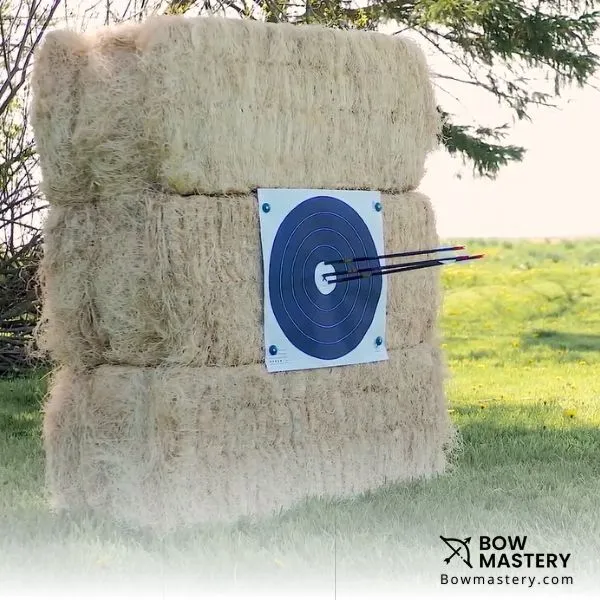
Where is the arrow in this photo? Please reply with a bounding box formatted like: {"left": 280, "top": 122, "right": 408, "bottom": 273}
{"left": 325, "top": 245, "right": 466, "bottom": 266}
{"left": 326, "top": 254, "right": 484, "bottom": 284}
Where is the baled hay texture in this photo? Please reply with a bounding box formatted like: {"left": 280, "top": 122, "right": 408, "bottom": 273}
{"left": 43, "top": 343, "right": 451, "bottom": 529}
{"left": 72, "top": 23, "right": 154, "bottom": 198}
{"left": 31, "top": 30, "right": 90, "bottom": 202}
{"left": 31, "top": 23, "right": 151, "bottom": 204}
{"left": 37, "top": 191, "right": 440, "bottom": 369}
{"left": 31, "top": 17, "right": 440, "bottom": 204}
{"left": 42, "top": 369, "right": 87, "bottom": 510}
{"left": 139, "top": 16, "right": 440, "bottom": 195}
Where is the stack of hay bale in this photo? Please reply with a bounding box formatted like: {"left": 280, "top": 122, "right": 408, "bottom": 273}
{"left": 32, "top": 16, "right": 451, "bottom": 530}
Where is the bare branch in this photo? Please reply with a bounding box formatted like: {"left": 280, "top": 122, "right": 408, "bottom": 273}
{"left": 0, "top": 0, "right": 62, "bottom": 116}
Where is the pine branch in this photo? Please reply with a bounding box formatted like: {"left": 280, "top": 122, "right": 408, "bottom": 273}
{"left": 439, "top": 110, "right": 526, "bottom": 178}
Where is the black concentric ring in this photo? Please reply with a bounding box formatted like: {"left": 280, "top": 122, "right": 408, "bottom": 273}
{"left": 269, "top": 195, "right": 382, "bottom": 360}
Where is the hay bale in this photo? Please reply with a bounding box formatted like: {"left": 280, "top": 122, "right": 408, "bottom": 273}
{"left": 139, "top": 16, "right": 440, "bottom": 195}
{"left": 42, "top": 369, "right": 87, "bottom": 510}
{"left": 43, "top": 342, "right": 451, "bottom": 529}
{"left": 31, "top": 17, "right": 440, "bottom": 203}
{"left": 31, "top": 30, "right": 90, "bottom": 202}
{"left": 37, "top": 191, "right": 440, "bottom": 369}
{"left": 73, "top": 23, "right": 155, "bottom": 198}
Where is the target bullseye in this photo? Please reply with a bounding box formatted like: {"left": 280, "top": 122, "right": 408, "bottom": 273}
{"left": 314, "top": 261, "right": 336, "bottom": 295}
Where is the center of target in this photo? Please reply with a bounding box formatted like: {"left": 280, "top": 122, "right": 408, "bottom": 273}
{"left": 314, "top": 261, "right": 336, "bottom": 295}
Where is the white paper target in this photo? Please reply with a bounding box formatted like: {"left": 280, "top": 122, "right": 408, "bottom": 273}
{"left": 258, "top": 188, "right": 388, "bottom": 373}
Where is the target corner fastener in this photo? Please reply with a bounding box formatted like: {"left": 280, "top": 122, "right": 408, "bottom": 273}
{"left": 268, "top": 345, "right": 278, "bottom": 356}
{"left": 262, "top": 203, "right": 271, "bottom": 213}
{"left": 374, "top": 202, "right": 382, "bottom": 212}
{"left": 375, "top": 336, "right": 383, "bottom": 346}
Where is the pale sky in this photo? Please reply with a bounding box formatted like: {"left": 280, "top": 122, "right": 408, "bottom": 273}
{"left": 378, "top": 21, "right": 600, "bottom": 240}
{"left": 58, "top": 3, "right": 600, "bottom": 239}
{"left": 421, "top": 70, "right": 600, "bottom": 239}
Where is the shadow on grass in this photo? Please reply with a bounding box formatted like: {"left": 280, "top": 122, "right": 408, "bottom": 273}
{"left": 522, "top": 330, "right": 600, "bottom": 352}
{"left": 451, "top": 405, "right": 600, "bottom": 471}
{"left": 3, "top": 400, "right": 600, "bottom": 579}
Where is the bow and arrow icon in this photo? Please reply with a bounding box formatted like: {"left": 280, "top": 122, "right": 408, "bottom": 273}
{"left": 440, "top": 536, "right": 473, "bottom": 568}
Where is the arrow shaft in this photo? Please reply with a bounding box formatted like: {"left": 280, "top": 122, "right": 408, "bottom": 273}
{"left": 325, "top": 245, "right": 466, "bottom": 266}
{"left": 333, "top": 254, "right": 477, "bottom": 277}
{"left": 328, "top": 255, "right": 483, "bottom": 283}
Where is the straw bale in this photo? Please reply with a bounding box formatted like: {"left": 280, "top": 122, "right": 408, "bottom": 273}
{"left": 42, "top": 369, "right": 87, "bottom": 510}
{"left": 30, "top": 30, "right": 91, "bottom": 203}
{"left": 37, "top": 191, "right": 440, "bottom": 369}
{"left": 138, "top": 16, "right": 440, "bottom": 195}
{"left": 31, "top": 17, "right": 440, "bottom": 203}
{"left": 72, "top": 23, "right": 154, "bottom": 198}
{"left": 43, "top": 342, "right": 451, "bottom": 529}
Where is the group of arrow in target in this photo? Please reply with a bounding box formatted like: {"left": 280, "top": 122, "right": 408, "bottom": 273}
{"left": 323, "top": 245, "right": 484, "bottom": 284}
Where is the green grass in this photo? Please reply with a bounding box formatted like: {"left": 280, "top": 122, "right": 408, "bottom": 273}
{"left": 1, "top": 239, "right": 600, "bottom": 594}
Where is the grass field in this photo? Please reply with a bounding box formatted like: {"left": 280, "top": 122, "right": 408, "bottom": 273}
{"left": 1, "top": 239, "right": 599, "bottom": 597}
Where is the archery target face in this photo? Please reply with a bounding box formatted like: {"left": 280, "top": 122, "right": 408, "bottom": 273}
{"left": 258, "top": 189, "right": 388, "bottom": 373}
